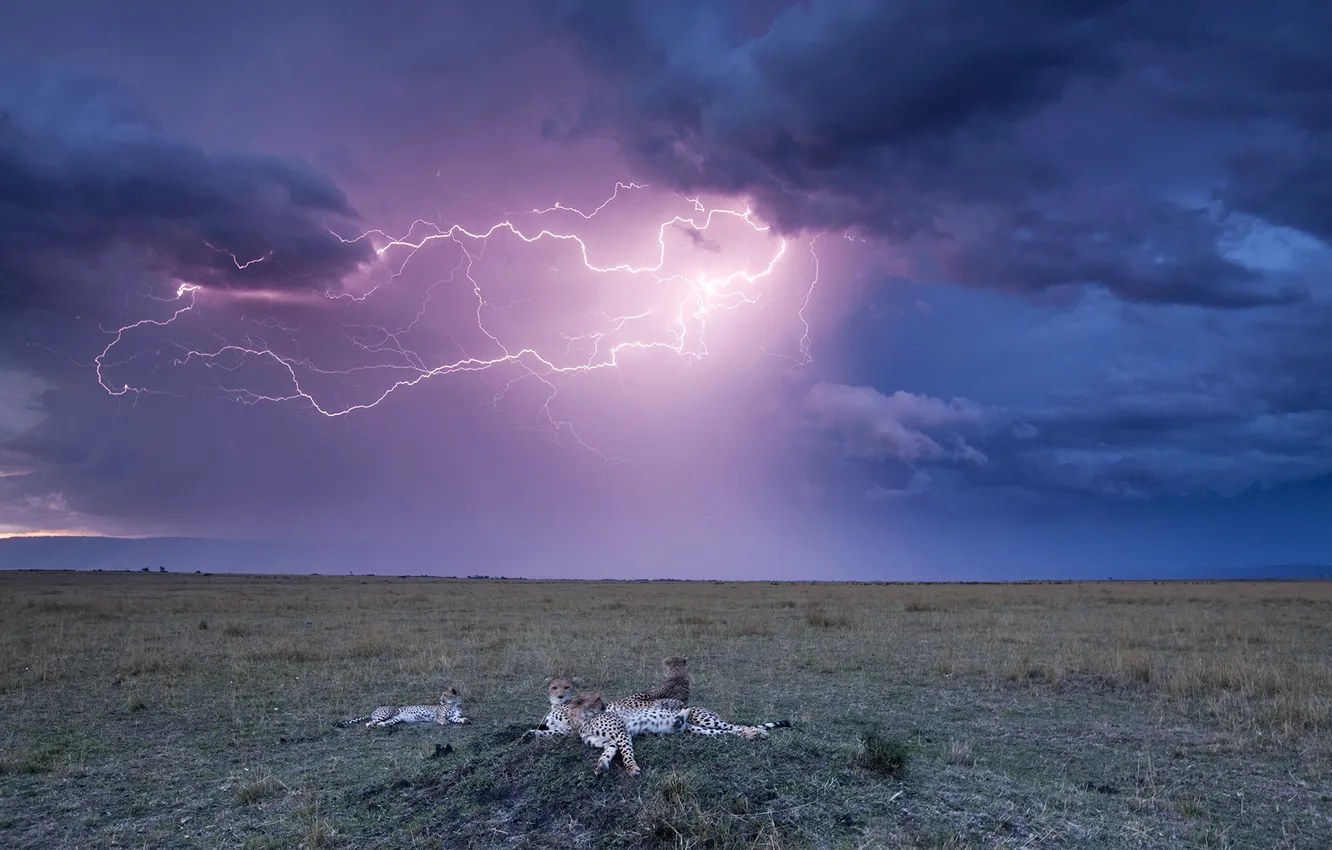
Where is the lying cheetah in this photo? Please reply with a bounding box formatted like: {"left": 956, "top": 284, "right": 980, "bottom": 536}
{"left": 521, "top": 677, "right": 581, "bottom": 738}
{"left": 335, "top": 686, "right": 469, "bottom": 728}
{"left": 522, "top": 677, "right": 690, "bottom": 738}
{"left": 610, "top": 694, "right": 789, "bottom": 739}
{"left": 524, "top": 677, "right": 780, "bottom": 741}
{"left": 612, "top": 657, "right": 788, "bottom": 739}
{"left": 564, "top": 691, "right": 645, "bottom": 776}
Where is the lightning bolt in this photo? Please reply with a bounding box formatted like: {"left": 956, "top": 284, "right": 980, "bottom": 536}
{"left": 204, "top": 240, "right": 273, "bottom": 270}
{"left": 95, "top": 184, "right": 821, "bottom": 457}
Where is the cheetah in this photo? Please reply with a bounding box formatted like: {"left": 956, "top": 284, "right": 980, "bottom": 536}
{"left": 608, "top": 695, "right": 789, "bottom": 740}
{"left": 612, "top": 656, "right": 789, "bottom": 739}
{"left": 521, "top": 677, "right": 581, "bottom": 738}
{"left": 525, "top": 674, "right": 784, "bottom": 741}
{"left": 563, "top": 691, "right": 646, "bottom": 776}
{"left": 523, "top": 677, "right": 691, "bottom": 739}
{"left": 335, "top": 686, "right": 469, "bottom": 728}
{"left": 596, "top": 655, "right": 690, "bottom": 734}
{"left": 627, "top": 655, "right": 691, "bottom": 703}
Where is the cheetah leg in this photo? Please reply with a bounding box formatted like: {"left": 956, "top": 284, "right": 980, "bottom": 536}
{"left": 604, "top": 736, "right": 641, "bottom": 777}
{"left": 618, "top": 738, "right": 641, "bottom": 777}
{"left": 684, "top": 724, "right": 753, "bottom": 737}
{"left": 685, "top": 723, "right": 772, "bottom": 739}
{"left": 335, "top": 715, "right": 372, "bottom": 728}
{"left": 435, "top": 712, "right": 470, "bottom": 726}
{"left": 446, "top": 706, "right": 470, "bottom": 724}
{"left": 684, "top": 708, "right": 779, "bottom": 739}
{"left": 522, "top": 727, "right": 567, "bottom": 739}
{"left": 594, "top": 743, "right": 618, "bottom": 775}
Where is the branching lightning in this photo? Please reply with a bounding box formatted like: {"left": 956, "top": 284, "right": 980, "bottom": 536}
{"left": 95, "top": 183, "right": 821, "bottom": 455}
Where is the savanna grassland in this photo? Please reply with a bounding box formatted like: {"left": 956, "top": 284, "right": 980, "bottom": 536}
{"left": 1, "top": 572, "right": 1330, "bottom": 849}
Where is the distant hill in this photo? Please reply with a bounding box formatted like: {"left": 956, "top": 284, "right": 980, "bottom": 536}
{"left": 0, "top": 536, "right": 381, "bottom": 575}
{"left": 1120, "top": 562, "right": 1332, "bottom": 581}
{"left": 1, "top": 535, "right": 1329, "bottom": 580}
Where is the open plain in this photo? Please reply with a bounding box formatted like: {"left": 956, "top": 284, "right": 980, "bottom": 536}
{"left": 1, "top": 571, "right": 1329, "bottom": 849}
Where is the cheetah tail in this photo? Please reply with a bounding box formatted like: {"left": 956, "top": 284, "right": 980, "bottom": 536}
{"left": 760, "top": 720, "right": 792, "bottom": 731}
{"left": 334, "top": 715, "right": 371, "bottom": 728}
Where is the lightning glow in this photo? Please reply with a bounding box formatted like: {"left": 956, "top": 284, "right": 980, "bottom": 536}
{"left": 94, "top": 184, "right": 821, "bottom": 454}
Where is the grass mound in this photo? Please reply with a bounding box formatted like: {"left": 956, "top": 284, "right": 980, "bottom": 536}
{"left": 361, "top": 724, "right": 892, "bottom": 848}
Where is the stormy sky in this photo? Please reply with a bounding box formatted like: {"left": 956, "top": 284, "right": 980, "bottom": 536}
{"left": 1, "top": 0, "right": 1329, "bottom": 579}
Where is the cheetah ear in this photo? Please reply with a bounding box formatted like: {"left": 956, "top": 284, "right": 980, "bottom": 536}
{"left": 545, "top": 676, "right": 556, "bottom": 685}
{"left": 571, "top": 676, "right": 583, "bottom": 686}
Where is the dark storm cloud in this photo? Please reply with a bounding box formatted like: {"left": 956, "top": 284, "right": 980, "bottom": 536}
{"left": 1149, "top": 0, "right": 1332, "bottom": 132}
{"left": 546, "top": 0, "right": 1126, "bottom": 218}
{"left": 941, "top": 200, "right": 1304, "bottom": 309}
{"left": 1222, "top": 142, "right": 1332, "bottom": 245}
{"left": 988, "top": 399, "right": 1332, "bottom": 500}
{"left": 545, "top": 0, "right": 1321, "bottom": 308}
{"left": 809, "top": 382, "right": 1332, "bottom": 502}
{"left": 1161, "top": 0, "right": 1332, "bottom": 245}
{"left": 1245, "top": 305, "right": 1332, "bottom": 416}
{"left": 808, "top": 298, "right": 1332, "bottom": 501}
{"left": 0, "top": 69, "right": 372, "bottom": 316}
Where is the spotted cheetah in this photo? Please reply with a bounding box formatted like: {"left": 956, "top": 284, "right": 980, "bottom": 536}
{"left": 522, "top": 677, "right": 691, "bottom": 738}
{"left": 628, "top": 655, "right": 691, "bottom": 703}
{"left": 608, "top": 694, "right": 789, "bottom": 739}
{"left": 527, "top": 676, "right": 778, "bottom": 741}
{"left": 335, "top": 686, "right": 469, "bottom": 728}
{"left": 612, "top": 656, "right": 788, "bottom": 739}
{"left": 521, "top": 677, "right": 581, "bottom": 738}
{"left": 564, "top": 691, "right": 645, "bottom": 776}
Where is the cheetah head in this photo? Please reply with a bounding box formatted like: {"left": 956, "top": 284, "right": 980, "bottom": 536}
{"left": 661, "top": 656, "right": 688, "bottom": 675}
{"left": 545, "top": 677, "right": 580, "bottom": 705}
{"left": 565, "top": 691, "right": 606, "bottom": 725}
{"left": 438, "top": 685, "right": 461, "bottom": 704}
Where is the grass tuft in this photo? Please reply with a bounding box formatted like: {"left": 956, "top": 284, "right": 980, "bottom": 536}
{"left": 805, "top": 602, "right": 853, "bottom": 629}
{"left": 945, "top": 738, "right": 975, "bottom": 767}
{"left": 0, "top": 751, "right": 53, "bottom": 775}
{"left": 853, "top": 728, "right": 910, "bottom": 778}
{"left": 235, "top": 775, "right": 284, "bottom": 805}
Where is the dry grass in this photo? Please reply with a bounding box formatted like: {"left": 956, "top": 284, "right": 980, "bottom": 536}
{"left": 0, "top": 572, "right": 1329, "bottom": 848}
